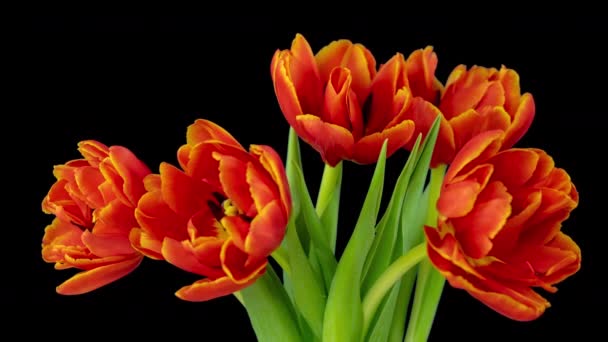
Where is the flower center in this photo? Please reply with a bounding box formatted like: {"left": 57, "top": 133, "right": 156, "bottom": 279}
{"left": 222, "top": 199, "right": 243, "bottom": 216}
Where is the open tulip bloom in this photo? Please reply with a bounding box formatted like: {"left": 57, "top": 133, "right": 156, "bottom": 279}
{"left": 40, "top": 34, "right": 580, "bottom": 342}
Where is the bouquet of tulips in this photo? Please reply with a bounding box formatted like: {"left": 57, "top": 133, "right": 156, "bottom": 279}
{"left": 40, "top": 33, "right": 580, "bottom": 341}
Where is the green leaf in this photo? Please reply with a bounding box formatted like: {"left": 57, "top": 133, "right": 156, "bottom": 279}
{"left": 361, "top": 135, "right": 422, "bottom": 294}
{"left": 291, "top": 161, "right": 337, "bottom": 290}
{"left": 239, "top": 265, "right": 302, "bottom": 342}
{"left": 365, "top": 283, "right": 401, "bottom": 342}
{"left": 316, "top": 162, "right": 343, "bottom": 253}
{"left": 284, "top": 218, "right": 327, "bottom": 339}
{"left": 322, "top": 140, "right": 388, "bottom": 342}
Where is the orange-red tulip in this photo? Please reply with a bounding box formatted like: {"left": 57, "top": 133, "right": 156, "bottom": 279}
{"left": 425, "top": 130, "right": 580, "bottom": 321}
{"left": 272, "top": 34, "right": 441, "bottom": 166}
{"left": 408, "top": 64, "right": 535, "bottom": 167}
{"left": 41, "top": 141, "right": 150, "bottom": 294}
{"left": 130, "top": 119, "right": 291, "bottom": 301}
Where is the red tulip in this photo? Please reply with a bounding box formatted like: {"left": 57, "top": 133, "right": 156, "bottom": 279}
{"left": 130, "top": 119, "right": 291, "bottom": 301}
{"left": 425, "top": 130, "right": 580, "bottom": 321}
{"left": 271, "top": 34, "right": 447, "bottom": 166}
{"left": 41, "top": 140, "right": 150, "bottom": 294}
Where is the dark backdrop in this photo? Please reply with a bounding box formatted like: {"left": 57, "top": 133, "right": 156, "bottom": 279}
{"left": 17, "top": 14, "right": 604, "bottom": 340}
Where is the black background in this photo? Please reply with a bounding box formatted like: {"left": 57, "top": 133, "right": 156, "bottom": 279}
{"left": 15, "top": 14, "right": 605, "bottom": 340}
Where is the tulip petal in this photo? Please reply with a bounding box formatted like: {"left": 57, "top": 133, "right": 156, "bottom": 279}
{"left": 245, "top": 161, "right": 278, "bottom": 213}
{"left": 295, "top": 114, "right": 355, "bottom": 167}
{"left": 81, "top": 230, "right": 135, "bottom": 257}
{"left": 221, "top": 240, "right": 267, "bottom": 284}
{"left": 56, "top": 255, "right": 142, "bottom": 295}
{"left": 440, "top": 66, "right": 492, "bottom": 119}
{"left": 186, "top": 119, "right": 242, "bottom": 148}
{"left": 352, "top": 119, "right": 415, "bottom": 165}
{"left": 367, "top": 54, "right": 408, "bottom": 135}
{"left": 437, "top": 180, "right": 481, "bottom": 218}
{"left": 42, "top": 219, "right": 86, "bottom": 263}
{"left": 498, "top": 66, "right": 522, "bottom": 115}
{"left": 216, "top": 154, "right": 256, "bottom": 217}
{"left": 106, "top": 146, "right": 151, "bottom": 206}
{"left": 249, "top": 145, "right": 291, "bottom": 216}
{"left": 403, "top": 97, "right": 455, "bottom": 167}
{"left": 476, "top": 81, "right": 505, "bottom": 109}
{"left": 271, "top": 52, "right": 305, "bottom": 127}
{"left": 489, "top": 149, "right": 539, "bottom": 189}
{"left": 449, "top": 107, "right": 511, "bottom": 151}
{"left": 92, "top": 199, "right": 137, "bottom": 236}
{"left": 129, "top": 228, "right": 163, "bottom": 259}
{"left": 406, "top": 46, "right": 439, "bottom": 103}
{"left": 160, "top": 162, "right": 211, "bottom": 218}
{"left": 503, "top": 93, "right": 535, "bottom": 149}
{"left": 321, "top": 67, "right": 358, "bottom": 131}
{"left": 77, "top": 140, "right": 110, "bottom": 167}
{"left": 220, "top": 215, "right": 249, "bottom": 252}
{"left": 535, "top": 232, "right": 581, "bottom": 284}
{"left": 73, "top": 166, "right": 105, "bottom": 208}
{"left": 446, "top": 130, "right": 504, "bottom": 183}
{"left": 161, "top": 237, "right": 224, "bottom": 278}
{"left": 135, "top": 190, "right": 189, "bottom": 241}
{"left": 245, "top": 200, "right": 287, "bottom": 258}
{"left": 175, "top": 276, "right": 255, "bottom": 302}
{"left": 452, "top": 181, "right": 512, "bottom": 258}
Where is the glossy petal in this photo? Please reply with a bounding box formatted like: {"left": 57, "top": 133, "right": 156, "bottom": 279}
{"left": 186, "top": 119, "right": 242, "bottom": 148}
{"left": 321, "top": 67, "right": 361, "bottom": 135}
{"left": 216, "top": 154, "right": 256, "bottom": 216}
{"left": 295, "top": 114, "right": 355, "bottom": 167}
{"left": 56, "top": 256, "right": 142, "bottom": 295}
{"left": 175, "top": 275, "right": 256, "bottom": 302}
{"left": 283, "top": 34, "right": 324, "bottom": 115}
{"left": 77, "top": 140, "right": 110, "bottom": 167}
{"left": 437, "top": 180, "right": 482, "bottom": 218}
{"left": 42, "top": 219, "right": 86, "bottom": 262}
{"left": 221, "top": 240, "right": 268, "bottom": 284}
{"left": 440, "top": 66, "right": 492, "bottom": 119}
{"left": 92, "top": 199, "right": 137, "bottom": 236}
{"left": 403, "top": 97, "right": 455, "bottom": 167}
{"left": 406, "top": 46, "right": 439, "bottom": 103}
{"left": 160, "top": 162, "right": 211, "bottom": 218}
{"left": 452, "top": 181, "right": 512, "bottom": 258}
{"left": 107, "top": 145, "right": 151, "bottom": 206}
{"left": 367, "top": 53, "right": 408, "bottom": 134}
{"left": 129, "top": 228, "right": 163, "bottom": 259}
{"left": 352, "top": 119, "right": 415, "bottom": 165}
{"left": 446, "top": 130, "right": 503, "bottom": 182}
{"left": 135, "top": 190, "right": 189, "bottom": 241}
{"left": 271, "top": 51, "right": 305, "bottom": 127}
{"left": 161, "top": 237, "right": 224, "bottom": 278}
{"left": 503, "top": 93, "right": 535, "bottom": 149}
{"left": 489, "top": 149, "right": 539, "bottom": 189}
{"left": 249, "top": 145, "right": 291, "bottom": 216}
{"left": 81, "top": 230, "right": 135, "bottom": 257}
{"left": 449, "top": 107, "right": 511, "bottom": 150}
{"left": 245, "top": 200, "right": 287, "bottom": 258}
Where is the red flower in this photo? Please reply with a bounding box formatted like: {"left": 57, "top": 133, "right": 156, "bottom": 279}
{"left": 130, "top": 119, "right": 291, "bottom": 301}
{"left": 272, "top": 34, "right": 442, "bottom": 166}
{"left": 409, "top": 65, "right": 535, "bottom": 167}
{"left": 425, "top": 130, "right": 580, "bottom": 321}
{"left": 41, "top": 141, "right": 150, "bottom": 294}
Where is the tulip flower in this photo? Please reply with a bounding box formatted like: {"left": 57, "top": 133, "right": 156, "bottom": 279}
{"left": 425, "top": 130, "right": 580, "bottom": 321}
{"left": 272, "top": 34, "right": 442, "bottom": 166}
{"left": 407, "top": 64, "right": 535, "bottom": 167}
{"left": 130, "top": 119, "right": 291, "bottom": 301}
{"left": 41, "top": 140, "right": 150, "bottom": 294}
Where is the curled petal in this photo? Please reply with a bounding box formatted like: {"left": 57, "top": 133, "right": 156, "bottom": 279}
{"left": 175, "top": 275, "right": 257, "bottom": 302}
{"left": 161, "top": 237, "right": 224, "bottom": 278}
{"left": 271, "top": 51, "right": 306, "bottom": 127}
{"left": 295, "top": 114, "right": 355, "bottom": 167}
{"left": 352, "top": 119, "right": 415, "bottom": 165}
{"left": 489, "top": 149, "right": 539, "bottom": 189}
{"left": 503, "top": 93, "right": 535, "bottom": 149}
{"left": 245, "top": 200, "right": 287, "bottom": 258}
{"left": 221, "top": 240, "right": 267, "bottom": 284}
{"left": 56, "top": 255, "right": 142, "bottom": 295}
{"left": 217, "top": 155, "right": 256, "bottom": 216}
{"left": 249, "top": 145, "right": 292, "bottom": 216}
{"left": 440, "top": 65, "right": 493, "bottom": 119}
{"left": 129, "top": 228, "right": 163, "bottom": 259}
{"left": 92, "top": 199, "right": 137, "bottom": 236}
{"left": 81, "top": 230, "right": 135, "bottom": 257}
{"left": 77, "top": 140, "right": 110, "bottom": 167}
{"left": 446, "top": 130, "right": 504, "bottom": 183}
{"left": 449, "top": 107, "right": 511, "bottom": 151}
{"left": 186, "top": 119, "right": 242, "bottom": 148}
{"left": 367, "top": 53, "right": 408, "bottom": 134}
{"left": 437, "top": 180, "right": 482, "bottom": 218}
{"left": 160, "top": 162, "right": 211, "bottom": 218}
{"left": 533, "top": 232, "right": 581, "bottom": 284}
{"left": 403, "top": 97, "right": 455, "bottom": 167}
{"left": 107, "top": 145, "right": 151, "bottom": 206}
{"left": 42, "top": 219, "right": 86, "bottom": 262}
{"left": 406, "top": 46, "right": 439, "bottom": 103}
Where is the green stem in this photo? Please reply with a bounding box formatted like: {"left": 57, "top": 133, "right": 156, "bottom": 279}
{"left": 403, "top": 164, "right": 447, "bottom": 342}
{"left": 361, "top": 242, "right": 427, "bottom": 336}
{"left": 315, "top": 161, "right": 342, "bottom": 252}
{"left": 271, "top": 245, "right": 291, "bottom": 275}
